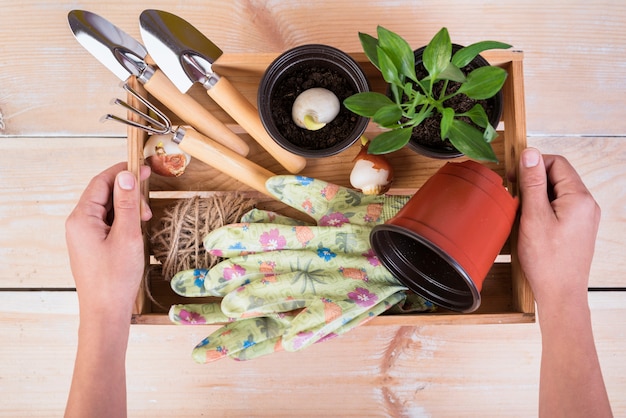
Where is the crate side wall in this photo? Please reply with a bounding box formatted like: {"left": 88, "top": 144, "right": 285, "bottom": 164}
{"left": 130, "top": 51, "right": 533, "bottom": 323}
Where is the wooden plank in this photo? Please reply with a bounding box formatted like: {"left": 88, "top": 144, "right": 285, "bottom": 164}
{"left": 1, "top": 136, "right": 623, "bottom": 290}
{"left": 500, "top": 57, "right": 535, "bottom": 316}
{"left": 0, "top": 2, "right": 623, "bottom": 417}
{"left": 135, "top": 262, "right": 526, "bottom": 326}
{"left": 0, "top": 292, "right": 79, "bottom": 416}
{"left": 0, "top": 137, "right": 127, "bottom": 289}
{"left": 528, "top": 136, "right": 626, "bottom": 288}
{"left": 0, "top": 290, "right": 623, "bottom": 416}
{"left": 1, "top": 1, "right": 625, "bottom": 137}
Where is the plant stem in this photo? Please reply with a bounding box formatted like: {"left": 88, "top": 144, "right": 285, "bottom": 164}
{"left": 403, "top": 102, "right": 433, "bottom": 129}
{"left": 439, "top": 80, "right": 450, "bottom": 101}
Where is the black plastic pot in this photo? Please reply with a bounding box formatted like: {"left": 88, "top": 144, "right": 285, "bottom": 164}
{"left": 258, "top": 44, "right": 370, "bottom": 158}
{"left": 392, "top": 44, "right": 504, "bottom": 159}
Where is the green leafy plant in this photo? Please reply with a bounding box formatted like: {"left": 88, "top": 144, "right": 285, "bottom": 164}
{"left": 344, "top": 26, "right": 511, "bottom": 162}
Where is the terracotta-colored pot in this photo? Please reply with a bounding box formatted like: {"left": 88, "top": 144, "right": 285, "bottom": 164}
{"left": 370, "top": 160, "right": 518, "bottom": 312}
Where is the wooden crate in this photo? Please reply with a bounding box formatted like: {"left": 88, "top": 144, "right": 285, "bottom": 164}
{"left": 127, "top": 50, "right": 534, "bottom": 325}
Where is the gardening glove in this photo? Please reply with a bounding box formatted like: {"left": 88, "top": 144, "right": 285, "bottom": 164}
{"left": 170, "top": 176, "right": 435, "bottom": 362}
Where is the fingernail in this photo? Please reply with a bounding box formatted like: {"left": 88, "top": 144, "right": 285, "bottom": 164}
{"left": 522, "top": 148, "right": 540, "bottom": 168}
{"left": 118, "top": 171, "right": 136, "bottom": 190}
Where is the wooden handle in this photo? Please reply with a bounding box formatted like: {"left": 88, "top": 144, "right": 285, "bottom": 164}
{"left": 207, "top": 76, "right": 307, "bottom": 174}
{"left": 143, "top": 69, "right": 250, "bottom": 157}
{"left": 176, "top": 127, "right": 275, "bottom": 196}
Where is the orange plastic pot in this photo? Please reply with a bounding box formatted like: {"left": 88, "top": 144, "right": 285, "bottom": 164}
{"left": 370, "top": 160, "right": 518, "bottom": 312}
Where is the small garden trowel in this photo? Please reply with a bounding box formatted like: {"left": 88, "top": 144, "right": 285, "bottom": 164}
{"left": 139, "top": 9, "right": 307, "bottom": 174}
{"left": 67, "top": 10, "right": 249, "bottom": 157}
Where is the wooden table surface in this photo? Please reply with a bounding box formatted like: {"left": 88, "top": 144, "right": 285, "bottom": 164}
{"left": 1, "top": 1, "right": 625, "bottom": 416}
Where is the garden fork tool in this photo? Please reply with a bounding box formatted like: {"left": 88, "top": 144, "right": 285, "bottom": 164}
{"left": 106, "top": 83, "right": 275, "bottom": 196}
{"left": 68, "top": 9, "right": 250, "bottom": 157}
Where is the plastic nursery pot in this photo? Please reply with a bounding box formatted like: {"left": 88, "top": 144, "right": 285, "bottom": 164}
{"left": 398, "top": 44, "right": 504, "bottom": 159}
{"left": 370, "top": 160, "right": 518, "bottom": 313}
{"left": 258, "top": 44, "right": 370, "bottom": 158}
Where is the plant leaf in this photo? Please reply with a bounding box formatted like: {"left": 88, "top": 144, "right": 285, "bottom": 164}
{"left": 377, "top": 46, "right": 403, "bottom": 86}
{"left": 446, "top": 119, "right": 498, "bottom": 162}
{"left": 388, "top": 83, "right": 402, "bottom": 103}
{"left": 359, "top": 32, "right": 380, "bottom": 70}
{"left": 405, "top": 102, "right": 433, "bottom": 127}
{"left": 418, "top": 77, "right": 432, "bottom": 95}
{"left": 402, "top": 89, "right": 427, "bottom": 118}
{"left": 457, "top": 66, "right": 507, "bottom": 100}
{"left": 437, "top": 62, "right": 466, "bottom": 83}
{"left": 377, "top": 26, "right": 417, "bottom": 83}
{"left": 423, "top": 27, "right": 452, "bottom": 80}
{"left": 458, "top": 104, "right": 490, "bottom": 128}
{"left": 403, "top": 82, "right": 414, "bottom": 97}
{"left": 484, "top": 124, "right": 499, "bottom": 143}
{"left": 343, "top": 92, "right": 394, "bottom": 117}
{"left": 367, "top": 128, "right": 413, "bottom": 154}
{"left": 452, "top": 41, "right": 512, "bottom": 68}
{"left": 440, "top": 107, "right": 455, "bottom": 138}
{"left": 373, "top": 104, "right": 403, "bottom": 126}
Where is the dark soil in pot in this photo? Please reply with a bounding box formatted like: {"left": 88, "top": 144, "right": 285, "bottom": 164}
{"left": 270, "top": 65, "right": 360, "bottom": 150}
{"left": 259, "top": 44, "right": 370, "bottom": 158}
{"left": 403, "top": 44, "right": 503, "bottom": 158}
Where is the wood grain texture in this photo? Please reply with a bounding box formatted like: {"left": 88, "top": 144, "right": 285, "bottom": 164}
{"left": 1, "top": 1, "right": 625, "bottom": 137}
{"left": 0, "top": 137, "right": 126, "bottom": 289}
{"left": 0, "top": 1, "right": 625, "bottom": 415}
{"left": 2, "top": 136, "right": 622, "bottom": 289}
{"left": 129, "top": 50, "right": 533, "bottom": 323}
{"left": 136, "top": 262, "right": 530, "bottom": 326}
{"left": 528, "top": 136, "right": 626, "bottom": 288}
{"left": 0, "top": 291, "right": 624, "bottom": 416}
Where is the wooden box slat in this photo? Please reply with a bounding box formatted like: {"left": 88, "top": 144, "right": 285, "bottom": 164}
{"left": 127, "top": 50, "right": 534, "bottom": 325}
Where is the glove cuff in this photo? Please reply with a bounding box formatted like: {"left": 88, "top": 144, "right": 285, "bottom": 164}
{"left": 381, "top": 195, "right": 411, "bottom": 222}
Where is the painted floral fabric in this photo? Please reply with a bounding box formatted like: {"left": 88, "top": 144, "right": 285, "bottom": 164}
{"left": 169, "top": 176, "right": 435, "bottom": 362}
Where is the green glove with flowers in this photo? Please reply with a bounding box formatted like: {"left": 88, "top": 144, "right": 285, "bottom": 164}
{"left": 169, "top": 176, "right": 435, "bottom": 363}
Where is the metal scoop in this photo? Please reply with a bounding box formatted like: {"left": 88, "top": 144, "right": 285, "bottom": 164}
{"left": 139, "top": 9, "right": 307, "bottom": 174}
{"left": 106, "top": 83, "right": 275, "bottom": 196}
{"left": 68, "top": 10, "right": 249, "bottom": 157}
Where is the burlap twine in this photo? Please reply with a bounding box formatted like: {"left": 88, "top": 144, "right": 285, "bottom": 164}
{"left": 149, "top": 194, "right": 256, "bottom": 282}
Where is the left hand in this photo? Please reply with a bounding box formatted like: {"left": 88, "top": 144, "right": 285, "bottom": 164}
{"left": 64, "top": 163, "right": 151, "bottom": 418}
{"left": 66, "top": 162, "right": 152, "bottom": 321}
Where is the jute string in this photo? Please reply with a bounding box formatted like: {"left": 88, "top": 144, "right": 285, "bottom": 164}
{"left": 150, "top": 194, "right": 256, "bottom": 282}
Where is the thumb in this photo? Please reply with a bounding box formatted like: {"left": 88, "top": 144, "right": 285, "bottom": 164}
{"left": 518, "top": 148, "right": 552, "bottom": 218}
{"left": 110, "top": 171, "right": 142, "bottom": 238}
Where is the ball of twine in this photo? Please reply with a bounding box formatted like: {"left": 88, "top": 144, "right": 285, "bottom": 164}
{"left": 149, "top": 194, "right": 256, "bottom": 282}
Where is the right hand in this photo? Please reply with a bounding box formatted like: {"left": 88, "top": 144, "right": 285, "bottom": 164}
{"left": 516, "top": 148, "right": 601, "bottom": 308}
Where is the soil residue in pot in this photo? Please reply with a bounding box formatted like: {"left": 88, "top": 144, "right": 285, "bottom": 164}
{"left": 271, "top": 65, "right": 360, "bottom": 150}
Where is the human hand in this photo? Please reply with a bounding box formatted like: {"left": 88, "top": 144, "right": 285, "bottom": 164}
{"left": 516, "top": 148, "right": 600, "bottom": 309}
{"left": 64, "top": 163, "right": 152, "bottom": 417}
{"left": 66, "top": 163, "right": 152, "bottom": 321}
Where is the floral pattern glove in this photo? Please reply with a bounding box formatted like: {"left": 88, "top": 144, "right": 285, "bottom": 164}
{"left": 169, "top": 176, "right": 435, "bottom": 363}
{"left": 259, "top": 175, "right": 411, "bottom": 227}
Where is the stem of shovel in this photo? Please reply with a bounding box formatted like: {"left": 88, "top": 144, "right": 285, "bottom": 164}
{"left": 174, "top": 127, "right": 275, "bottom": 197}
{"left": 207, "top": 76, "right": 307, "bottom": 174}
